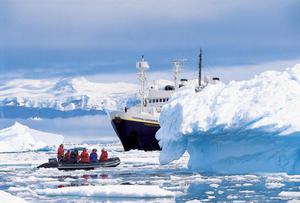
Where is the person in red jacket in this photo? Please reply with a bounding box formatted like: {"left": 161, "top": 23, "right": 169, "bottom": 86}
{"left": 64, "top": 150, "right": 71, "bottom": 163}
{"left": 100, "top": 148, "right": 108, "bottom": 162}
{"left": 80, "top": 148, "right": 90, "bottom": 163}
{"left": 75, "top": 149, "right": 80, "bottom": 162}
{"left": 57, "top": 144, "right": 64, "bottom": 162}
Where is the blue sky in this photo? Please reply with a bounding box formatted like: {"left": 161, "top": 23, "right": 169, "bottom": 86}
{"left": 0, "top": 0, "right": 299, "bottom": 80}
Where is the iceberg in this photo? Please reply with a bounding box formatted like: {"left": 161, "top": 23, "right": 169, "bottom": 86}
{"left": 0, "top": 191, "right": 27, "bottom": 203}
{"left": 157, "top": 64, "right": 300, "bottom": 174}
{"left": 0, "top": 122, "right": 64, "bottom": 152}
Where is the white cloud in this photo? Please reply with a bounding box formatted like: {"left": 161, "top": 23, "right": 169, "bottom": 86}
{"left": 206, "top": 58, "right": 300, "bottom": 82}
{"left": 1, "top": 0, "right": 298, "bottom": 77}
{"left": 86, "top": 58, "right": 300, "bottom": 83}
{"left": 2, "top": 0, "right": 286, "bottom": 48}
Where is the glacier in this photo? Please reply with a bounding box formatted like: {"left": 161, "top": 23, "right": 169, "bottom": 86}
{"left": 0, "top": 77, "right": 177, "bottom": 119}
{"left": 0, "top": 122, "right": 64, "bottom": 152}
{"left": 0, "top": 77, "right": 138, "bottom": 118}
{"left": 156, "top": 64, "right": 300, "bottom": 174}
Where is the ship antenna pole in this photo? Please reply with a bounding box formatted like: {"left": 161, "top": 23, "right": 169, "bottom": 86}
{"left": 136, "top": 55, "right": 150, "bottom": 113}
{"left": 198, "top": 49, "right": 202, "bottom": 87}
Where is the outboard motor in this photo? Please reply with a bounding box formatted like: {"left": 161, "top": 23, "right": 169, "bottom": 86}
{"left": 49, "top": 158, "right": 58, "bottom": 165}
{"left": 37, "top": 158, "right": 58, "bottom": 169}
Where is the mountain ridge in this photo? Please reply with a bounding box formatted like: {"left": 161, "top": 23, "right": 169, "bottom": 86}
{"left": 0, "top": 77, "right": 139, "bottom": 118}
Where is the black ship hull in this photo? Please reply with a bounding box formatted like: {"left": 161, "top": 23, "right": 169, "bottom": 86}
{"left": 111, "top": 117, "right": 161, "bottom": 151}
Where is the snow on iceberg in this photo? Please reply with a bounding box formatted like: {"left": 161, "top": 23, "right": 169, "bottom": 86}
{"left": 0, "top": 122, "right": 64, "bottom": 153}
{"left": 0, "top": 190, "right": 27, "bottom": 203}
{"left": 36, "top": 185, "right": 174, "bottom": 198}
{"left": 157, "top": 64, "right": 300, "bottom": 174}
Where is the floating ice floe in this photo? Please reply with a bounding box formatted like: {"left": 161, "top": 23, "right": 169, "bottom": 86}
{"left": 0, "top": 122, "right": 64, "bottom": 153}
{"left": 157, "top": 64, "right": 300, "bottom": 174}
{"left": 278, "top": 191, "right": 300, "bottom": 198}
{"left": 185, "top": 200, "right": 202, "bottom": 203}
{"left": 0, "top": 190, "right": 27, "bottom": 203}
{"left": 35, "top": 185, "right": 175, "bottom": 198}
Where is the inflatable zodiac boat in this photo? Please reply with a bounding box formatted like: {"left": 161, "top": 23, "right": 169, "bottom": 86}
{"left": 37, "top": 157, "right": 121, "bottom": 170}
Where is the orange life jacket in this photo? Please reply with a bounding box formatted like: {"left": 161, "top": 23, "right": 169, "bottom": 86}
{"left": 80, "top": 149, "right": 90, "bottom": 163}
{"left": 100, "top": 150, "right": 108, "bottom": 161}
{"left": 64, "top": 151, "right": 71, "bottom": 161}
{"left": 57, "top": 146, "right": 64, "bottom": 159}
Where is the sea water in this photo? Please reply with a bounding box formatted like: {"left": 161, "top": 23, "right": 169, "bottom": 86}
{"left": 1, "top": 143, "right": 300, "bottom": 202}
{"left": 0, "top": 115, "right": 117, "bottom": 144}
{"left": 1, "top": 116, "right": 300, "bottom": 202}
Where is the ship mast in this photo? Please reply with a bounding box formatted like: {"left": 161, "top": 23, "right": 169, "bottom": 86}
{"left": 136, "top": 56, "right": 150, "bottom": 113}
{"left": 172, "top": 59, "right": 186, "bottom": 90}
{"left": 198, "top": 49, "right": 202, "bottom": 87}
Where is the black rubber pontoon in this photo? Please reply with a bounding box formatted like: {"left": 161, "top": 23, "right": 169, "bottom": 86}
{"left": 37, "top": 157, "right": 121, "bottom": 170}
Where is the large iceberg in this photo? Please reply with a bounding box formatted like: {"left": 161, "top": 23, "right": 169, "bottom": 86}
{"left": 0, "top": 122, "right": 64, "bottom": 152}
{"left": 0, "top": 191, "right": 27, "bottom": 203}
{"left": 157, "top": 64, "right": 300, "bottom": 174}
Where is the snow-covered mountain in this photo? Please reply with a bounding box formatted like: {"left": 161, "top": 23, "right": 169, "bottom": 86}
{"left": 157, "top": 64, "right": 300, "bottom": 174}
{"left": 0, "top": 122, "right": 64, "bottom": 152}
{"left": 0, "top": 77, "right": 138, "bottom": 118}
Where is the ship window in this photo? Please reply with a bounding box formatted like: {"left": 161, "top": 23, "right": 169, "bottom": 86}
{"left": 160, "top": 99, "right": 162, "bottom": 102}
{"left": 156, "top": 99, "right": 159, "bottom": 102}
{"left": 167, "top": 98, "right": 169, "bottom": 101}
{"left": 149, "top": 100, "right": 151, "bottom": 103}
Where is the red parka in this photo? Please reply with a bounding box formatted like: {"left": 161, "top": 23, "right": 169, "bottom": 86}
{"left": 64, "top": 150, "right": 71, "bottom": 161}
{"left": 80, "top": 149, "right": 90, "bottom": 163}
{"left": 57, "top": 144, "right": 64, "bottom": 159}
{"left": 100, "top": 149, "right": 108, "bottom": 161}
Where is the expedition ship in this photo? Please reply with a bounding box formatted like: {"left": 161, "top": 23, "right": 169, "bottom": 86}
{"left": 109, "top": 51, "right": 218, "bottom": 151}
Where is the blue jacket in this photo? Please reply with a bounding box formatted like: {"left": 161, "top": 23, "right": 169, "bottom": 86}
{"left": 90, "top": 152, "right": 98, "bottom": 163}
